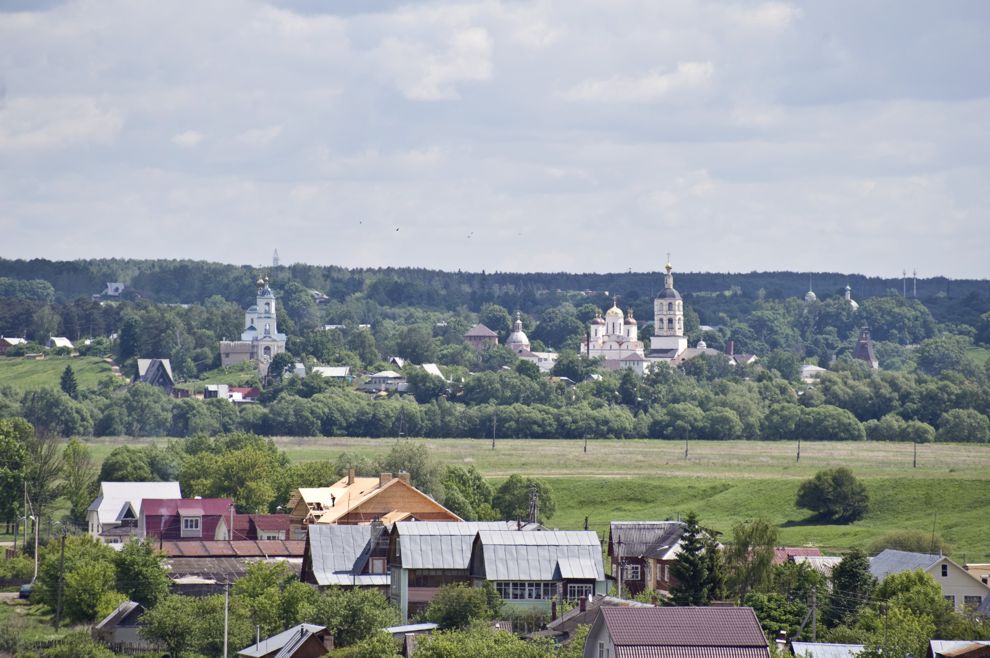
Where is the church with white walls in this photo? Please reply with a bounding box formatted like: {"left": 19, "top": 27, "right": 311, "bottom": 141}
{"left": 580, "top": 261, "right": 689, "bottom": 373}
{"left": 219, "top": 276, "right": 288, "bottom": 376}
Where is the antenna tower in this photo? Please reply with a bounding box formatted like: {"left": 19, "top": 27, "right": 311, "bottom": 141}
{"left": 913, "top": 269, "right": 917, "bottom": 298}
{"left": 273, "top": 249, "right": 280, "bottom": 268}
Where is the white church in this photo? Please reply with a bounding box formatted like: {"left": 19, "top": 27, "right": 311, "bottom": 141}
{"left": 219, "top": 276, "right": 288, "bottom": 376}
{"left": 580, "top": 261, "right": 690, "bottom": 374}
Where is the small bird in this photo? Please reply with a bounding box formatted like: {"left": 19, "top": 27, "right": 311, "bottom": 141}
{"left": 395, "top": 228, "right": 400, "bottom": 232}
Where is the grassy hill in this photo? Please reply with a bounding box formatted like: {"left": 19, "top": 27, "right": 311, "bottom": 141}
{"left": 0, "top": 355, "right": 119, "bottom": 391}
{"left": 81, "top": 437, "right": 990, "bottom": 560}
{"left": 172, "top": 361, "right": 259, "bottom": 393}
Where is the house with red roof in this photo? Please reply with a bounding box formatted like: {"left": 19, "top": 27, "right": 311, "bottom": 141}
{"left": 140, "top": 498, "right": 235, "bottom": 542}
{"left": 772, "top": 547, "right": 823, "bottom": 566}
{"left": 583, "top": 606, "right": 770, "bottom": 658}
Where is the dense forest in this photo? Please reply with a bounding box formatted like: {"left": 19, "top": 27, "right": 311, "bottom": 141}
{"left": 1, "top": 257, "right": 989, "bottom": 445}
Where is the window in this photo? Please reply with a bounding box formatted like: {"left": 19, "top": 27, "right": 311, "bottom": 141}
{"left": 567, "top": 584, "right": 593, "bottom": 600}
{"left": 370, "top": 558, "right": 387, "bottom": 574}
{"left": 667, "top": 302, "right": 673, "bottom": 312}
{"left": 494, "top": 582, "right": 557, "bottom": 600}
{"left": 944, "top": 595, "right": 956, "bottom": 608}
{"left": 941, "top": 564, "right": 949, "bottom": 577}
{"left": 264, "top": 302, "right": 271, "bottom": 313}
{"left": 599, "top": 642, "right": 606, "bottom": 658}
{"left": 623, "top": 564, "right": 641, "bottom": 581}
{"left": 964, "top": 595, "right": 983, "bottom": 609}
{"left": 181, "top": 517, "right": 201, "bottom": 537}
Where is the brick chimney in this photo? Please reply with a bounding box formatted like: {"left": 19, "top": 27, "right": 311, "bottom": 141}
{"left": 347, "top": 469, "right": 355, "bottom": 486}
{"left": 397, "top": 471, "right": 410, "bottom": 483}
{"left": 379, "top": 472, "right": 393, "bottom": 487}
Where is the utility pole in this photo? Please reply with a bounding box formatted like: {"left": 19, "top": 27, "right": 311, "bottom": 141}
{"left": 584, "top": 435, "right": 588, "bottom": 453}
{"left": 491, "top": 409, "right": 496, "bottom": 450}
{"left": 913, "top": 441, "right": 917, "bottom": 469}
{"left": 32, "top": 510, "right": 39, "bottom": 583}
{"left": 811, "top": 589, "right": 817, "bottom": 642}
{"left": 684, "top": 438, "right": 689, "bottom": 460}
{"left": 223, "top": 581, "right": 230, "bottom": 658}
{"left": 54, "top": 528, "right": 66, "bottom": 630}
{"left": 796, "top": 438, "right": 801, "bottom": 463}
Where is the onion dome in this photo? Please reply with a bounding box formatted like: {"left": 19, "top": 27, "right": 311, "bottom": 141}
{"left": 697, "top": 339, "right": 707, "bottom": 349}
{"left": 591, "top": 311, "right": 605, "bottom": 325}
{"left": 605, "top": 303, "right": 624, "bottom": 320}
{"left": 804, "top": 290, "right": 817, "bottom": 303}
{"left": 624, "top": 308, "right": 637, "bottom": 325}
{"left": 657, "top": 261, "right": 682, "bottom": 300}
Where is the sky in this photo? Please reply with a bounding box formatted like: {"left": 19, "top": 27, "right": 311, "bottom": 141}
{"left": 1, "top": 0, "right": 989, "bottom": 278}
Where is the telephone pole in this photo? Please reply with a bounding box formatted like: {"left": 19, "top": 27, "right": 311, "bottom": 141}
{"left": 54, "top": 528, "right": 66, "bottom": 630}
{"left": 223, "top": 581, "right": 230, "bottom": 658}
{"left": 796, "top": 438, "right": 801, "bottom": 463}
{"left": 811, "top": 589, "right": 817, "bottom": 641}
{"left": 491, "top": 409, "right": 497, "bottom": 450}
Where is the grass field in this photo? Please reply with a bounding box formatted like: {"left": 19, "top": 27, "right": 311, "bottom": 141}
{"left": 82, "top": 437, "right": 990, "bottom": 561}
{"left": 0, "top": 356, "right": 119, "bottom": 391}
{"left": 172, "top": 361, "right": 259, "bottom": 392}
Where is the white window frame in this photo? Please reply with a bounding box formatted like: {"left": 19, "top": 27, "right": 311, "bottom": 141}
{"left": 624, "top": 564, "right": 641, "bottom": 581}
{"left": 567, "top": 583, "right": 593, "bottom": 600}
{"left": 181, "top": 516, "right": 202, "bottom": 537}
{"left": 494, "top": 581, "right": 557, "bottom": 600}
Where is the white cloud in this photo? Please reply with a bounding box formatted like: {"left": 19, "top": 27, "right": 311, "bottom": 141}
{"left": 375, "top": 26, "right": 493, "bottom": 100}
{"left": 171, "top": 130, "right": 204, "bottom": 148}
{"left": 563, "top": 62, "right": 714, "bottom": 103}
{"left": 0, "top": 96, "right": 122, "bottom": 151}
{"left": 237, "top": 125, "right": 283, "bottom": 146}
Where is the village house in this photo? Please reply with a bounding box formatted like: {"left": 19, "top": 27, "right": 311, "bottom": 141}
{"left": 536, "top": 594, "right": 654, "bottom": 644}
{"left": 92, "top": 601, "right": 155, "bottom": 654}
{"left": 468, "top": 529, "right": 607, "bottom": 611}
{"left": 134, "top": 358, "right": 174, "bottom": 394}
{"left": 582, "top": 606, "right": 771, "bottom": 658}
{"left": 286, "top": 471, "right": 460, "bottom": 539}
{"left": 161, "top": 539, "right": 305, "bottom": 595}
{"left": 387, "top": 520, "right": 543, "bottom": 622}
{"left": 870, "top": 549, "right": 989, "bottom": 611}
{"left": 0, "top": 336, "right": 26, "bottom": 354}
{"left": 301, "top": 522, "right": 391, "bottom": 590}
{"left": 139, "top": 497, "right": 235, "bottom": 542}
{"left": 607, "top": 521, "right": 687, "bottom": 596}
{"left": 360, "top": 370, "right": 406, "bottom": 393}
{"left": 87, "top": 481, "right": 182, "bottom": 547}
{"left": 46, "top": 336, "right": 74, "bottom": 349}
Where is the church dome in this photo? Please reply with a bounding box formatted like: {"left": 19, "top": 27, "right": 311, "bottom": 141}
{"left": 804, "top": 290, "right": 817, "bottom": 303}
{"left": 697, "top": 339, "right": 707, "bottom": 350}
{"left": 605, "top": 304, "right": 623, "bottom": 319}
{"left": 624, "top": 309, "right": 637, "bottom": 325}
{"left": 591, "top": 315, "right": 605, "bottom": 325}
{"left": 657, "top": 287, "right": 681, "bottom": 300}
{"left": 506, "top": 313, "right": 530, "bottom": 350}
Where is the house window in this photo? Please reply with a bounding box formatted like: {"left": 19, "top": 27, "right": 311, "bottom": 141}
{"left": 370, "top": 558, "right": 387, "bottom": 574}
{"left": 599, "top": 642, "right": 606, "bottom": 658}
{"left": 623, "top": 564, "right": 641, "bottom": 581}
{"left": 944, "top": 595, "right": 956, "bottom": 608}
{"left": 941, "top": 564, "right": 949, "bottom": 577}
{"left": 182, "top": 517, "right": 201, "bottom": 537}
{"left": 494, "top": 582, "right": 557, "bottom": 600}
{"left": 964, "top": 595, "right": 983, "bottom": 609}
{"left": 566, "top": 584, "right": 593, "bottom": 600}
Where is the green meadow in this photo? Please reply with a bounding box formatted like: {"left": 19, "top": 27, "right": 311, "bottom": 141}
{"left": 0, "top": 356, "right": 118, "bottom": 391}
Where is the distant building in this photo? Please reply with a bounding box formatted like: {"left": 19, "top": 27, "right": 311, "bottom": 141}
{"left": 505, "top": 313, "right": 531, "bottom": 353}
{"left": 608, "top": 521, "right": 687, "bottom": 596}
{"left": 648, "top": 261, "right": 688, "bottom": 362}
{"left": 852, "top": 326, "right": 879, "bottom": 370}
{"left": 87, "top": 481, "right": 182, "bottom": 547}
{"left": 220, "top": 277, "right": 287, "bottom": 376}
{"left": 92, "top": 601, "right": 153, "bottom": 653}
{"left": 237, "top": 623, "right": 333, "bottom": 658}
{"left": 140, "top": 497, "right": 235, "bottom": 542}
{"left": 464, "top": 323, "right": 498, "bottom": 350}
{"left": 134, "top": 358, "right": 174, "bottom": 394}
{"left": 582, "top": 303, "right": 644, "bottom": 362}
{"left": 870, "top": 549, "right": 989, "bottom": 611}
{"left": 47, "top": 336, "right": 74, "bottom": 349}
{"left": 361, "top": 370, "right": 405, "bottom": 392}
{"left": 312, "top": 366, "right": 353, "bottom": 383}
{"left": 505, "top": 313, "right": 559, "bottom": 372}
{"left": 0, "top": 336, "right": 26, "bottom": 354}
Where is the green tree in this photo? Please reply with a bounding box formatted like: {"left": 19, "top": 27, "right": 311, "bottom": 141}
{"left": 858, "top": 604, "right": 935, "bottom": 658}
{"left": 479, "top": 304, "right": 513, "bottom": 341}
{"left": 670, "top": 512, "right": 720, "bottom": 605}
{"left": 98, "top": 446, "right": 155, "bottom": 482}
{"left": 824, "top": 548, "right": 875, "bottom": 628}
{"left": 233, "top": 561, "right": 319, "bottom": 637}
{"left": 267, "top": 351, "right": 296, "bottom": 381}
{"left": 937, "top": 408, "right": 990, "bottom": 443}
{"left": 36, "top": 534, "right": 118, "bottom": 622}
{"left": 0, "top": 418, "right": 30, "bottom": 524}
{"left": 442, "top": 465, "right": 496, "bottom": 521}
{"left": 377, "top": 441, "right": 444, "bottom": 498}
{"left": 725, "top": 517, "right": 779, "bottom": 597}
{"left": 492, "top": 474, "right": 556, "bottom": 523}
{"left": 743, "top": 591, "right": 809, "bottom": 640}
{"left": 796, "top": 467, "right": 869, "bottom": 523}
{"left": 113, "top": 540, "right": 170, "bottom": 608}
{"left": 60, "top": 364, "right": 79, "bottom": 399}
{"left": 20, "top": 387, "right": 92, "bottom": 437}
{"left": 61, "top": 437, "right": 98, "bottom": 525}
{"left": 425, "top": 582, "right": 501, "bottom": 630}
{"left": 311, "top": 587, "right": 399, "bottom": 647}
{"left": 405, "top": 365, "right": 448, "bottom": 404}
{"left": 141, "top": 593, "right": 253, "bottom": 658}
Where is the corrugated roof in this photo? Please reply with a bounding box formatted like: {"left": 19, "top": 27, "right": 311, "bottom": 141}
{"left": 474, "top": 530, "right": 604, "bottom": 581}
{"left": 168, "top": 556, "right": 302, "bottom": 580}
{"left": 870, "top": 549, "right": 942, "bottom": 580}
{"left": 394, "top": 521, "right": 540, "bottom": 570}
{"left": 773, "top": 547, "right": 823, "bottom": 565}
{"left": 615, "top": 648, "right": 769, "bottom": 658}
{"left": 601, "top": 607, "right": 768, "bottom": 648}
{"left": 792, "top": 555, "right": 842, "bottom": 577}
{"left": 159, "top": 540, "right": 304, "bottom": 558}
{"left": 237, "top": 623, "right": 326, "bottom": 658}
{"left": 609, "top": 522, "right": 686, "bottom": 560}
{"left": 931, "top": 641, "right": 990, "bottom": 658}
{"left": 539, "top": 595, "right": 653, "bottom": 638}
{"left": 142, "top": 497, "right": 233, "bottom": 518}
{"left": 306, "top": 524, "right": 390, "bottom": 586}
{"left": 791, "top": 642, "right": 865, "bottom": 658}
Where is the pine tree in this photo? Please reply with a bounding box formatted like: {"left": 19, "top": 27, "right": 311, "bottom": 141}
{"left": 670, "top": 512, "right": 714, "bottom": 605}
{"left": 60, "top": 364, "right": 78, "bottom": 399}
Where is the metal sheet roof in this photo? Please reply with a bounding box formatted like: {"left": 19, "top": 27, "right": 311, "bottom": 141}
{"left": 609, "top": 522, "right": 686, "bottom": 560}
{"left": 88, "top": 481, "right": 181, "bottom": 525}
{"left": 307, "top": 524, "right": 390, "bottom": 587}
{"left": 237, "top": 623, "right": 326, "bottom": 658}
{"left": 393, "top": 521, "right": 541, "bottom": 569}
{"left": 475, "top": 530, "right": 604, "bottom": 581}
{"left": 601, "top": 607, "right": 768, "bottom": 648}
{"left": 791, "top": 643, "right": 865, "bottom": 658}
{"left": 870, "top": 549, "right": 941, "bottom": 580}
{"left": 615, "top": 648, "right": 770, "bottom": 658}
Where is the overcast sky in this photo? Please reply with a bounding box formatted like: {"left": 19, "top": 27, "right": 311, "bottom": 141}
{"left": 1, "top": 1, "right": 988, "bottom": 278}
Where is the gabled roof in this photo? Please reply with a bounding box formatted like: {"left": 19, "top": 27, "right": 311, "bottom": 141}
{"left": 88, "top": 481, "right": 182, "bottom": 525}
{"left": 369, "top": 370, "right": 402, "bottom": 379}
{"left": 464, "top": 323, "right": 498, "bottom": 337}
{"left": 473, "top": 530, "right": 604, "bottom": 581}
{"left": 305, "top": 524, "right": 389, "bottom": 586}
{"left": 869, "top": 549, "right": 942, "bottom": 580}
{"left": 930, "top": 641, "right": 990, "bottom": 658}
{"left": 48, "top": 336, "right": 73, "bottom": 348}
{"left": 295, "top": 476, "right": 459, "bottom": 526}
{"left": 538, "top": 594, "right": 652, "bottom": 639}
{"left": 392, "top": 521, "right": 540, "bottom": 570}
{"left": 609, "top": 522, "right": 686, "bottom": 561}
{"left": 598, "top": 606, "right": 769, "bottom": 657}
{"left": 94, "top": 600, "right": 143, "bottom": 632}
{"left": 160, "top": 540, "right": 304, "bottom": 558}
{"left": 792, "top": 555, "right": 842, "bottom": 578}
{"left": 773, "top": 547, "right": 823, "bottom": 565}
{"left": 312, "top": 366, "right": 351, "bottom": 378}
{"left": 237, "top": 623, "right": 327, "bottom": 658}
{"left": 421, "top": 363, "right": 444, "bottom": 378}
{"left": 136, "top": 358, "right": 174, "bottom": 381}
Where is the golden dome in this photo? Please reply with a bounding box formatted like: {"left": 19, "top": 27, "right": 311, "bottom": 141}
{"left": 605, "top": 305, "right": 623, "bottom": 319}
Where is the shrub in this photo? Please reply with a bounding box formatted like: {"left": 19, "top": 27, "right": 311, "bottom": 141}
{"left": 796, "top": 467, "right": 869, "bottom": 523}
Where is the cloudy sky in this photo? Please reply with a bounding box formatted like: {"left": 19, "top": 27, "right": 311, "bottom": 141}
{"left": 1, "top": 1, "right": 988, "bottom": 278}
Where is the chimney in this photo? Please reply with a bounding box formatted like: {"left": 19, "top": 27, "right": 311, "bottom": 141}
{"left": 397, "top": 471, "right": 410, "bottom": 483}
{"left": 322, "top": 632, "right": 334, "bottom": 650}
{"left": 726, "top": 340, "right": 734, "bottom": 356}
{"left": 379, "top": 472, "right": 393, "bottom": 487}
{"left": 347, "top": 469, "right": 355, "bottom": 485}
{"left": 579, "top": 597, "right": 587, "bottom": 612}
